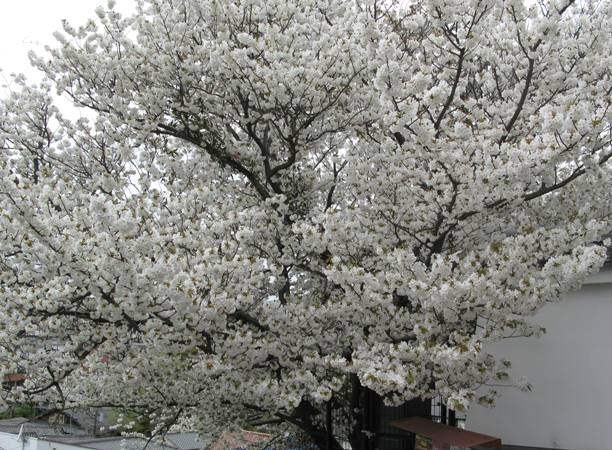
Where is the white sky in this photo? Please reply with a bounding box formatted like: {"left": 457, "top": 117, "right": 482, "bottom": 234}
{"left": 0, "top": 0, "right": 133, "bottom": 84}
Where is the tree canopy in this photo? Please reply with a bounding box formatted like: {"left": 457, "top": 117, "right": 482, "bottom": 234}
{"left": 0, "top": 0, "right": 610, "bottom": 444}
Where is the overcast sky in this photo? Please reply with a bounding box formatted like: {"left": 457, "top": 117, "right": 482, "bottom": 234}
{"left": 0, "top": 0, "right": 132, "bottom": 83}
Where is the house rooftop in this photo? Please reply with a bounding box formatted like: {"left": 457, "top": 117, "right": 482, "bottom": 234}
{"left": 0, "top": 425, "right": 208, "bottom": 450}
{"left": 0, "top": 416, "right": 88, "bottom": 438}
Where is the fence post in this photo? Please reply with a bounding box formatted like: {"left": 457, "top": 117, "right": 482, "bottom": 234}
{"left": 448, "top": 409, "right": 457, "bottom": 427}
{"left": 440, "top": 404, "right": 447, "bottom": 424}
{"left": 326, "top": 397, "right": 333, "bottom": 450}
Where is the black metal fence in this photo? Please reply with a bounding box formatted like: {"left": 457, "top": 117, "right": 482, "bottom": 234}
{"left": 430, "top": 396, "right": 466, "bottom": 428}
{"left": 321, "top": 393, "right": 464, "bottom": 450}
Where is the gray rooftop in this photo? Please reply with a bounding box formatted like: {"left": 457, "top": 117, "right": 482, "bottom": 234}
{"left": 0, "top": 416, "right": 88, "bottom": 438}
{"left": 0, "top": 417, "right": 206, "bottom": 450}
{"left": 164, "top": 432, "right": 210, "bottom": 449}
{"left": 14, "top": 431, "right": 207, "bottom": 450}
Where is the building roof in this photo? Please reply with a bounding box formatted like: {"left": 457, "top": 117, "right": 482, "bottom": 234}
{"left": 40, "top": 434, "right": 102, "bottom": 444}
{"left": 3, "top": 373, "right": 25, "bottom": 383}
{"left": 0, "top": 416, "right": 88, "bottom": 438}
{"left": 62, "top": 408, "right": 103, "bottom": 434}
{"left": 164, "top": 432, "right": 210, "bottom": 449}
{"left": 33, "top": 432, "right": 208, "bottom": 450}
{"left": 0, "top": 416, "right": 206, "bottom": 450}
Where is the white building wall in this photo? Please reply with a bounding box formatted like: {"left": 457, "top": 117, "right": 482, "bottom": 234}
{"left": 0, "top": 431, "right": 39, "bottom": 450}
{"left": 466, "top": 267, "right": 612, "bottom": 450}
{"left": 35, "top": 440, "right": 86, "bottom": 450}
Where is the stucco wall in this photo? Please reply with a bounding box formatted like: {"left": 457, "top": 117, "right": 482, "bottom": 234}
{"left": 466, "top": 267, "right": 612, "bottom": 450}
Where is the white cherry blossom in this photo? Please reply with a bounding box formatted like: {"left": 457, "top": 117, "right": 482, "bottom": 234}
{"left": 0, "top": 0, "right": 610, "bottom": 447}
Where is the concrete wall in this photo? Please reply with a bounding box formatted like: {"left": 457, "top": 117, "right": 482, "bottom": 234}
{"left": 466, "top": 267, "right": 612, "bottom": 450}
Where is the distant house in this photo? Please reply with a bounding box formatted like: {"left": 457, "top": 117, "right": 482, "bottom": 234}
{"left": 467, "top": 254, "right": 612, "bottom": 450}
{"left": 2, "top": 373, "right": 25, "bottom": 386}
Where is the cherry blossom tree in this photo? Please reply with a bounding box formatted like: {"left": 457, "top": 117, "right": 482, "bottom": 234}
{"left": 0, "top": 0, "right": 610, "bottom": 447}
